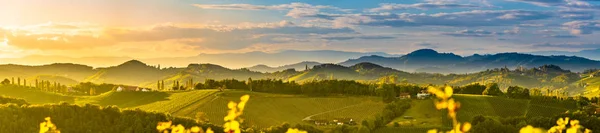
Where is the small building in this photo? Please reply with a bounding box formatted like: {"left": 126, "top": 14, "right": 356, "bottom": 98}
{"left": 116, "top": 85, "right": 150, "bottom": 92}
{"left": 417, "top": 93, "right": 431, "bottom": 99}
{"left": 313, "top": 120, "right": 329, "bottom": 126}
{"left": 398, "top": 93, "right": 411, "bottom": 99}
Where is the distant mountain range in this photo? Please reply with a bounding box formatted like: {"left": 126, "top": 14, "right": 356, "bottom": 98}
{"left": 340, "top": 49, "right": 600, "bottom": 73}
{"left": 1, "top": 58, "right": 599, "bottom": 96}
{"left": 0, "top": 50, "right": 396, "bottom": 68}
{"left": 530, "top": 48, "right": 600, "bottom": 60}
{"left": 246, "top": 61, "right": 322, "bottom": 72}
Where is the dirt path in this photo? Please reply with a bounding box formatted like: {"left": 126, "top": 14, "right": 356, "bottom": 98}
{"left": 301, "top": 102, "right": 365, "bottom": 121}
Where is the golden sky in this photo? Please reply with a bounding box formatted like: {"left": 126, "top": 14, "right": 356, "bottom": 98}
{"left": 1, "top": 0, "right": 598, "bottom": 62}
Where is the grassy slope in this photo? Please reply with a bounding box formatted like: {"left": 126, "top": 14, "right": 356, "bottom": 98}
{"left": 0, "top": 86, "right": 384, "bottom": 128}
{"left": 0, "top": 85, "right": 74, "bottom": 104}
{"left": 388, "top": 94, "right": 577, "bottom": 132}
{"left": 577, "top": 73, "right": 600, "bottom": 97}
{"left": 164, "top": 91, "right": 385, "bottom": 128}
{"left": 26, "top": 75, "right": 80, "bottom": 86}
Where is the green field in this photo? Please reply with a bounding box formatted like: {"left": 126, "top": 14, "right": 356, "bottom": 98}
{"left": 390, "top": 94, "right": 577, "bottom": 129}
{"left": 0, "top": 86, "right": 385, "bottom": 128}
{"left": 0, "top": 85, "right": 74, "bottom": 104}
{"left": 579, "top": 75, "right": 600, "bottom": 97}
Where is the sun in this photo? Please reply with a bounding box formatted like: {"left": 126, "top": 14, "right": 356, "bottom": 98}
{"left": 1, "top": 36, "right": 8, "bottom": 47}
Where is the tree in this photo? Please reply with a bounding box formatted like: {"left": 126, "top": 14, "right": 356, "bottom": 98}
{"left": 194, "top": 112, "right": 209, "bottom": 123}
{"left": 172, "top": 80, "right": 179, "bottom": 90}
{"left": 506, "top": 86, "right": 530, "bottom": 99}
{"left": 1, "top": 79, "right": 9, "bottom": 85}
{"left": 458, "top": 83, "right": 486, "bottom": 94}
{"left": 161, "top": 80, "right": 165, "bottom": 90}
{"left": 89, "top": 88, "right": 96, "bottom": 95}
{"left": 483, "top": 83, "right": 504, "bottom": 96}
{"left": 157, "top": 80, "right": 161, "bottom": 90}
{"left": 247, "top": 78, "right": 253, "bottom": 91}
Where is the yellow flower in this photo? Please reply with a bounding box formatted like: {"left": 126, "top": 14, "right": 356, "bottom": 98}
{"left": 286, "top": 128, "right": 308, "bottom": 133}
{"left": 157, "top": 121, "right": 172, "bottom": 131}
{"left": 520, "top": 125, "right": 544, "bottom": 133}
{"left": 206, "top": 128, "right": 214, "bottom": 133}
{"left": 171, "top": 124, "right": 186, "bottom": 133}
{"left": 190, "top": 126, "right": 201, "bottom": 133}
{"left": 427, "top": 129, "right": 438, "bottom": 133}
{"left": 39, "top": 117, "right": 59, "bottom": 133}
{"left": 570, "top": 120, "right": 580, "bottom": 127}
{"left": 461, "top": 122, "right": 471, "bottom": 132}
{"left": 240, "top": 95, "right": 250, "bottom": 102}
{"left": 39, "top": 123, "right": 49, "bottom": 133}
{"left": 224, "top": 121, "right": 241, "bottom": 133}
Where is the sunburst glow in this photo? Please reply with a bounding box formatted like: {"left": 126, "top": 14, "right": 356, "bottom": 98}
{"left": 1, "top": 36, "right": 8, "bottom": 47}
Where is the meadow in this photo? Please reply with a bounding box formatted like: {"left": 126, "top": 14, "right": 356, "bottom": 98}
{"left": 389, "top": 94, "right": 578, "bottom": 131}
{"left": 0, "top": 85, "right": 386, "bottom": 128}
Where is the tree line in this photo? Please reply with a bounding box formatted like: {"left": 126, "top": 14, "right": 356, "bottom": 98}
{"left": 194, "top": 78, "right": 428, "bottom": 102}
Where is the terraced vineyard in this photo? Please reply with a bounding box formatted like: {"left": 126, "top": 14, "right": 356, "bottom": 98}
{"left": 167, "top": 91, "right": 386, "bottom": 128}
{"left": 0, "top": 86, "right": 386, "bottom": 128}
{"left": 391, "top": 94, "right": 577, "bottom": 129}
{"left": 135, "top": 90, "right": 218, "bottom": 113}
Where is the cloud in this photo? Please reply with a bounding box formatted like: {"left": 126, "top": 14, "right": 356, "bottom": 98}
{"left": 368, "top": 2, "right": 482, "bottom": 12}
{"left": 320, "top": 34, "right": 396, "bottom": 41}
{"left": 0, "top": 23, "right": 114, "bottom": 50}
{"left": 543, "top": 34, "right": 579, "bottom": 38}
{"left": 508, "top": 0, "right": 600, "bottom": 10}
{"left": 558, "top": 10, "right": 594, "bottom": 20}
{"left": 105, "top": 21, "right": 355, "bottom": 50}
{"left": 532, "top": 43, "right": 600, "bottom": 48}
{"left": 411, "top": 42, "right": 439, "bottom": 48}
{"left": 192, "top": 2, "right": 351, "bottom": 18}
{"left": 562, "top": 20, "right": 600, "bottom": 34}
{"left": 442, "top": 29, "right": 504, "bottom": 37}
{"left": 332, "top": 10, "right": 553, "bottom": 27}
{"left": 507, "top": 0, "right": 565, "bottom": 7}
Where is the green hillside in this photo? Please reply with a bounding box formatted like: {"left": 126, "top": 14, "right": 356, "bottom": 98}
{"left": 0, "top": 86, "right": 385, "bottom": 128}
{"left": 138, "top": 90, "right": 385, "bottom": 128}
{"left": 26, "top": 75, "right": 79, "bottom": 86}
{"left": 0, "top": 63, "right": 95, "bottom": 81}
{"left": 575, "top": 70, "right": 600, "bottom": 97}
{"left": 0, "top": 85, "right": 74, "bottom": 104}
{"left": 84, "top": 60, "right": 180, "bottom": 86}
{"left": 390, "top": 94, "right": 577, "bottom": 129}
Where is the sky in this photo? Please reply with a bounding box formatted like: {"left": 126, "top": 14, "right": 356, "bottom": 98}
{"left": 1, "top": 0, "right": 600, "bottom": 59}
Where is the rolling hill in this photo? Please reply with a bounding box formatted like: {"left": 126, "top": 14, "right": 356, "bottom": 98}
{"left": 0, "top": 85, "right": 386, "bottom": 128}
{"left": 340, "top": 49, "right": 600, "bottom": 74}
{"left": 390, "top": 94, "right": 577, "bottom": 129}
{"left": 0, "top": 63, "right": 95, "bottom": 81}
{"left": 247, "top": 61, "right": 322, "bottom": 73}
